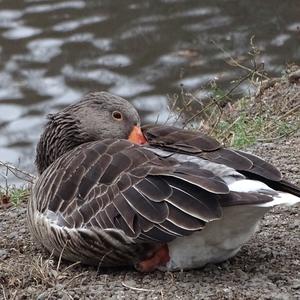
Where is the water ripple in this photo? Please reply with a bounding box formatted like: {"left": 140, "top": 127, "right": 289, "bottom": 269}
{"left": 0, "top": 73, "right": 22, "bottom": 100}
{"left": 95, "top": 54, "right": 131, "bottom": 68}
{"left": 27, "top": 38, "right": 63, "bottom": 63}
{"left": 0, "top": 0, "right": 299, "bottom": 182}
{"left": 62, "top": 65, "right": 123, "bottom": 86}
{"left": 24, "top": 1, "right": 85, "bottom": 14}
{"left": 3, "top": 25, "right": 41, "bottom": 39}
{"left": 53, "top": 15, "right": 107, "bottom": 32}
{"left": 110, "top": 79, "right": 154, "bottom": 98}
{"left": 0, "top": 10, "right": 23, "bottom": 28}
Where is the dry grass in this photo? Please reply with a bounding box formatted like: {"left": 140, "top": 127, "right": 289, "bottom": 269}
{"left": 164, "top": 39, "right": 299, "bottom": 149}
{"left": 0, "top": 161, "right": 32, "bottom": 208}
{"left": 0, "top": 248, "right": 87, "bottom": 299}
{"left": 166, "top": 64, "right": 300, "bottom": 149}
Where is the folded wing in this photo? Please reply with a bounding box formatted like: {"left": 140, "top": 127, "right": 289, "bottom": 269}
{"left": 35, "top": 138, "right": 253, "bottom": 245}
{"left": 142, "top": 125, "right": 300, "bottom": 197}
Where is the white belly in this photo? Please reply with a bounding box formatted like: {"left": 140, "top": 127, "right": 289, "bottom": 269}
{"left": 160, "top": 205, "right": 270, "bottom": 271}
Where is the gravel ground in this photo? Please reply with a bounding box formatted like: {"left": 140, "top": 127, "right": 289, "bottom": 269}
{"left": 0, "top": 132, "right": 299, "bottom": 300}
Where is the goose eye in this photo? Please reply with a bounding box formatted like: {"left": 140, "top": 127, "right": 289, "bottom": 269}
{"left": 112, "top": 111, "right": 123, "bottom": 120}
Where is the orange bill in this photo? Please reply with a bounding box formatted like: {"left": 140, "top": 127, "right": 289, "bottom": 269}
{"left": 128, "top": 126, "right": 147, "bottom": 144}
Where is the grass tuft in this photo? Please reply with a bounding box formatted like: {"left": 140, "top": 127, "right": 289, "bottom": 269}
{"left": 0, "top": 186, "right": 29, "bottom": 207}
{"left": 0, "top": 162, "right": 33, "bottom": 207}
{"left": 167, "top": 64, "right": 300, "bottom": 149}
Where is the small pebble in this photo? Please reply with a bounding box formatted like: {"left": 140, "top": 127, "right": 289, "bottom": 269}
{"left": 0, "top": 249, "right": 9, "bottom": 259}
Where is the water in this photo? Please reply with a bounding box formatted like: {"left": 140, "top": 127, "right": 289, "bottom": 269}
{"left": 0, "top": 0, "right": 299, "bottom": 183}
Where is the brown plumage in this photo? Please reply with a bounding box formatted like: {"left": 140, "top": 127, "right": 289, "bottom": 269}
{"left": 35, "top": 92, "right": 140, "bottom": 174}
{"left": 28, "top": 91, "right": 300, "bottom": 271}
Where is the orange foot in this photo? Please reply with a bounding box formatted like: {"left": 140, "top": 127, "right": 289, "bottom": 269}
{"left": 136, "top": 244, "right": 170, "bottom": 272}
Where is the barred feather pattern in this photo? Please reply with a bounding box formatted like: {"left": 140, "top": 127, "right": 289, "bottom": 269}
{"left": 28, "top": 138, "right": 228, "bottom": 266}
{"left": 143, "top": 125, "right": 300, "bottom": 196}
{"left": 28, "top": 117, "right": 300, "bottom": 268}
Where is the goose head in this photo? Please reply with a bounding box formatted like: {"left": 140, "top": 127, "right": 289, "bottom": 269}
{"left": 35, "top": 91, "right": 146, "bottom": 174}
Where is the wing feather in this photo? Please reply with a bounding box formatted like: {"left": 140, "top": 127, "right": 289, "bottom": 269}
{"left": 113, "top": 194, "right": 139, "bottom": 235}
{"left": 236, "top": 150, "right": 282, "bottom": 181}
{"left": 122, "top": 187, "right": 169, "bottom": 223}
{"left": 167, "top": 204, "right": 206, "bottom": 230}
{"left": 37, "top": 137, "right": 280, "bottom": 247}
{"left": 165, "top": 177, "right": 222, "bottom": 221}
{"left": 135, "top": 176, "right": 172, "bottom": 201}
{"left": 142, "top": 125, "right": 299, "bottom": 197}
{"left": 160, "top": 220, "right": 194, "bottom": 237}
{"left": 141, "top": 226, "right": 177, "bottom": 243}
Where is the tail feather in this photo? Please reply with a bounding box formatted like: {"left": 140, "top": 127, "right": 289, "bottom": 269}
{"left": 274, "top": 179, "right": 300, "bottom": 198}
{"left": 239, "top": 172, "right": 300, "bottom": 198}
{"left": 257, "top": 191, "right": 300, "bottom": 207}
{"left": 228, "top": 179, "right": 300, "bottom": 208}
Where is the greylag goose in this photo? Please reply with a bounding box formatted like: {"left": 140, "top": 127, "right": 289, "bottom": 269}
{"left": 28, "top": 91, "right": 300, "bottom": 272}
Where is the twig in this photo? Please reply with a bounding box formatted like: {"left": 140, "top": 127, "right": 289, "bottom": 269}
{"left": 278, "top": 103, "right": 300, "bottom": 120}
{"left": 257, "top": 127, "right": 299, "bottom": 142}
{"left": 224, "top": 72, "right": 252, "bottom": 98}
{"left": 259, "top": 100, "right": 299, "bottom": 133}
{"left": 56, "top": 240, "right": 68, "bottom": 273}
{"left": 174, "top": 88, "right": 191, "bottom": 126}
{"left": 1, "top": 284, "right": 7, "bottom": 300}
{"left": 182, "top": 101, "right": 212, "bottom": 128}
{"left": 208, "top": 107, "right": 223, "bottom": 135}
{"left": 164, "top": 93, "right": 180, "bottom": 126}
{"left": 121, "top": 281, "right": 156, "bottom": 293}
{"left": 222, "top": 116, "right": 242, "bottom": 135}
{"left": 182, "top": 70, "right": 251, "bottom": 130}
{"left": 65, "top": 272, "right": 88, "bottom": 288}
{"left": 0, "top": 161, "right": 36, "bottom": 183}
{"left": 63, "top": 261, "right": 81, "bottom": 273}
{"left": 210, "top": 40, "right": 269, "bottom": 80}
{"left": 95, "top": 249, "right": 113, "bottom": 278}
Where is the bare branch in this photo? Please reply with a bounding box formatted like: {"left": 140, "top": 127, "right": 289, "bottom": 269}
{"left": 122, "top": 281, "right": 156, "bottom": 293}
{"left": 0, "top": 161, "right": 36, "bottom": 183}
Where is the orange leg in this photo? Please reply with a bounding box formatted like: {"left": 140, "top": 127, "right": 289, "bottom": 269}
{"left": 136, "top": 244, "right": 170, "bottom": 272}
